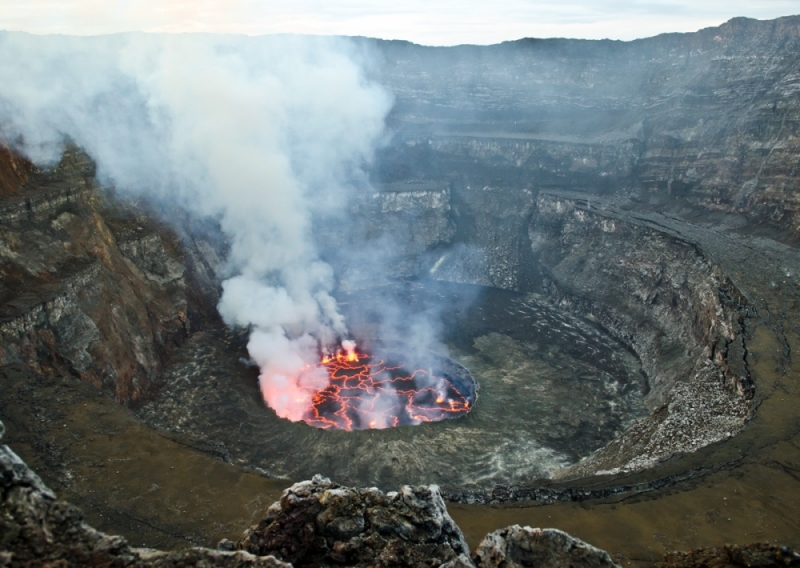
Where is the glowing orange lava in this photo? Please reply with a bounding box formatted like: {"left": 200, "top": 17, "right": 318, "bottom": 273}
{"left": 298, "top": 344, "right": 472, "bottom": 431}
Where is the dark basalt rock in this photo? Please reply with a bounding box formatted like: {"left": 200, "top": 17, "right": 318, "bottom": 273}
{"left": 4, "top": 419, "right": 797, "bottom": 568}
{"left": 2, "top": 15, "right": 800, "bottom": 563}
{"left": 235, "top": 474, "right": 472, "bottom": 567}
{"left": 133, "top": 549, "right": 292, "bottom": 568}
{"left": 474, "top": 525, "right": 619, "bottom": 568}
{"left": 0, "top": 419, "right": 289, "bottom": 568}
{"left": 370, "top": 16, "right": 800, "bottom": 238}
{"left": 657, "top": 544, "right": 800, "bottom": 568}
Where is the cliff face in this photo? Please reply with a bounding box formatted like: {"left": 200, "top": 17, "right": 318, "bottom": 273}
{"left": 369, "top": 15, "right": 800, "bottom": 237}
{"left": 529, "top": 192, "right": 752, "bottom": 475}
{"left": 329, "top": 18, "right": 800, "bottom": 475}
{"left": 334, "top": 180, "right": 753, "bottom": 476}
{"left": 531, "top": 193, "right": 750, "bottom": 404}
{"left": 0, "top": 146, "right": 223, "bottom": 404}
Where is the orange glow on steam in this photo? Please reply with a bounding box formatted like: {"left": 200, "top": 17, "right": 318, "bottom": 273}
{"left": 270, "top": 343, "right": 472, "bottom": 431}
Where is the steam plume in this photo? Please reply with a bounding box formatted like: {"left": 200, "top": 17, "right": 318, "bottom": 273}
{"left": 0, "top": 32, "right": 391, "bottom": 419}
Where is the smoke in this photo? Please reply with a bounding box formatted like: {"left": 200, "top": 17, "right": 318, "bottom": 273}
{"left": 0, "top": 31, "right": 392, "bottom": 420}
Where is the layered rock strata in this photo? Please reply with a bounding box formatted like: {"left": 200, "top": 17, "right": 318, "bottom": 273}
{"left": 0, "top": 146, "right": 223, "bottom": 404}
{"left": 333, "top": 180, "right": 754, "bottom": 480}
{"left": 369, "top": 16, "right": 800, "bottom": 236}
{"left": 0, "top": 141, "right": 758, "bottom": 485}
{"left": 530, "top": 192, "right": 753, "bottom": 476}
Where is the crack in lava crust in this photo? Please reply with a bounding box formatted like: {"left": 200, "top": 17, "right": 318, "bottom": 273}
{"left": 296, "top": 346, "right": 473, "bottom": 431}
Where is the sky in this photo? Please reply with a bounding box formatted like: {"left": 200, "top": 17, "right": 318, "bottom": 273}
{"left": 0, "top": 1, "right": 798, "bottom": 45}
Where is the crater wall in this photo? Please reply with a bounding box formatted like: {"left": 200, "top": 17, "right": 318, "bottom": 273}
{"left": 0, "top": 147, "right": 224, "bottom": 403}
{"left": 344, "top": 180, "right": 754, "bottom": 477}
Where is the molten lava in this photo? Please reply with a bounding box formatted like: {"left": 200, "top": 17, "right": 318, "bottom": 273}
{"left": 296, "top": 343, "right": 472, "bottom": 431}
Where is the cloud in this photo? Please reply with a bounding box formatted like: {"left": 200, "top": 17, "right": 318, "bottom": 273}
{"left": 0, "top": 1, "right": 798, "bottom": 44}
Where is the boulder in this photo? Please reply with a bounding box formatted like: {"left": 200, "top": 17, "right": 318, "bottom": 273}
{"left": 474, "top": 525, "right": 619, "bottom": 568}
{"left": 236, "top": 474, "right": 472, "bottom": 567}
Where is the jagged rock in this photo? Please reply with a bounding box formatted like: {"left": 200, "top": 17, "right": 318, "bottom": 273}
{"left": 473, "top": 525, "right": 619, "bottom": 568}
{"left": 5, "top": 426, "right": 792, "bottom": 568}
{"left": 236, "top": 474, "right": 472, "bottom": 567}
{"left": 657, "top": 544, "right": 800, "bottom": 568}
{"left": 441, "top": 554, "right": 478, "bottom": 568}
{"left": 0, "top": 145, "right": 227, "bottom": 404}
{"left": 1, "top": 441, "right": 134, "bottom": 566}
{"left": 0, "top": 419, "right": 290, "bottom": 567}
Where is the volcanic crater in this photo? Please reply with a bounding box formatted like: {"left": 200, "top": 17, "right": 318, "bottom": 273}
{"left": 135, "top": 281, "right": 648, "bottom": 490}
{"left": 2, "top": 15, "right": 800, "bottom": 558}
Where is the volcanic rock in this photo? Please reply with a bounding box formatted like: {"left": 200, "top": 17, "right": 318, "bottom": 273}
{"left": 0, "top": 144, "right": 225, "bottom": 404}
{"left": 10, "top": 418, "right": 795, "bottom": 568}
{"left": 529, "top": 192, "right": 754, "bottom": 477}
{"left": 0, "top": 142, "right": 31, "bottom": 196}
{"left": 371, "top": 16, "right": 800, "bottom": 237}
{"left": 657, "top": 544, "right": 800, "bottom": 568}
{"left": 473, "top": 525, "right": 619, "bottom": 568}
{"left": 235, "top": 474, "right": 472, "bottom": 567}
{"left": 0, "top": 418, "right": 290, "bottom": 567}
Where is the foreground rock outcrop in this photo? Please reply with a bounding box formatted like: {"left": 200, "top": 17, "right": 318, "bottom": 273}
{"left": 234, "top": 474, "right": 472, "bottom": 567}
{"left": 0, "top": 419, "right": 289, "bottom": 567}
{"left": 3, "top": 417, "right": 799, "bottom": 568}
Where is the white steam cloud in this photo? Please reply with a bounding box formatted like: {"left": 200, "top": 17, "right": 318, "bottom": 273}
{"left": 0, "top": 31, "right": 391, "bottom": 420}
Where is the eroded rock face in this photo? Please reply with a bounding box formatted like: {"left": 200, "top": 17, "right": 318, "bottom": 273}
{"left": 372, "top": 16, "right": 800, "bottom": 237}
{"left": 0, "top": 142, "right": 31, "bottom": 196}
{"left": 528, "top": 192, "right": 754, "bottom": 476}
{"left": 0, "top": 146, "right": 223, "bottom": 404}
{"left": 236, "top": 475, "right": 471, "bottom": 567}
{"left": 474, "top": 525, "right": 619, "bottom": 568}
